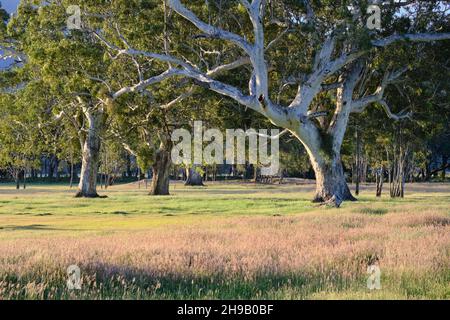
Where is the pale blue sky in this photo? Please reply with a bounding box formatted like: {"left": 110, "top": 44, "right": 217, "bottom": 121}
{"left": 2, "top": 0, "right": 20, "bottom": 14}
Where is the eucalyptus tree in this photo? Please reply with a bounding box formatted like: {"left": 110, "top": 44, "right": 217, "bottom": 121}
{"left": 0, "top": 2, "right": 36, "bottom": 188}
{"left": 75, "top": 0, "right": 244, "bottom": 195}
{"left": 411, "top": 41, "right": 450, "bottom": 181}
{"left": 7, "top": 0, "right": 176, "bottom": 197}
{"left": 344, "top": 33, "right": 450, "bottom": 197}
{"left": 94, "top": 0, "right": 256, "bottom": 193}
{"left": 109, "top": 91, "right": 178, "bottom": 195}
{"left": 4, "top": 1, "right": 103, "bottom": 196}
{"left": 101, "top": 0, "right": 450, "bottom": 206}
{"left": 0, "top": 2, "right": 25, "bottom": 87}
{"left": 0, "top": 80, "right": 50, "bottom": 188}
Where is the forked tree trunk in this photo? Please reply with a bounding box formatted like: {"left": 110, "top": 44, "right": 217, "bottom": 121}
{"left": 390, "top": 153, "right": 406, "bottom": 198}
{"left": 376, "top": 167, "right": 384, "bottom": 197}
{"left": 150, "top": 142, "right": 172, "bottom": 196}
{"left": 301, "top": 61, "right": 362, "bottom": 207}
{"left": 389, "top": 128, "right": 408, "bottom": 199}
{"left": 75, "top": 110, "right": 103, "bottom": 198}
{"left": 185, "top": 165, "right": 204, "bottom": 186}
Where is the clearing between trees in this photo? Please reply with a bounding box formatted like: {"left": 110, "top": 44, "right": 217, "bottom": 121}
{"left": 0, "top": 182, "right": 448, "bottom": 299}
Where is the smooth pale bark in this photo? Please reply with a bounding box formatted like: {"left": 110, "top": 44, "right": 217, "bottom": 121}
{"left": 308, "top": 151, "right": 356, "bottom": 205}
{"left": 390, "top": 150, "right": 407, "bottom": 198}
{"left": 69, "top": 159, "right": 74, "bottom": 189}
{"left": 150, "top": 141, "right": 172, "bottom": 196}
{"left": 290, "top": 118, "right": 357, "bottom": 206}
{"left": 75, "top": 110, "right": 103, "bottom": 198}
{"left": 296, "top": 64, "right": 362, "bottom": 206}
{"left": 102, "top": 1, "right": 450, "bottom": 205}
{"left": 185, "top": 165, "right": 204, "bottom": 186}
{"left": 376, "top": 167, "right": 384, "bottom": 197}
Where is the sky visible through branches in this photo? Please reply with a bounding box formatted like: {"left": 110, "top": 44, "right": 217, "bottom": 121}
{"left": 0, "top": 0, "right": 19, "bottom": 69}
{"left": 2, "top": 0, "right": 19, "bottom": 14}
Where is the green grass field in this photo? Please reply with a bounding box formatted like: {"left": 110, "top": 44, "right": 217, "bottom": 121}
{"left": 0, "top": 181, "right": 449, "bottom": 300}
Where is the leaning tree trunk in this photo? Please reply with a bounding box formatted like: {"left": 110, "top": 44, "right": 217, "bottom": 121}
{"left": 150, "top": 141, "right": 172, "bottom": 196}
{"left": 185, "top": 165, "right": 204, "bottom": 186}
{"left": 75, "top": 110, "right": 103, "bottom": 198}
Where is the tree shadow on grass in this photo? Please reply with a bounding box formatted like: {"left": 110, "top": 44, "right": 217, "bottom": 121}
{"left": 69, "top": 263, "right": 357, "bottom": 300}
{"left": 3, "top": 261, "right": 448, "bottom": 300}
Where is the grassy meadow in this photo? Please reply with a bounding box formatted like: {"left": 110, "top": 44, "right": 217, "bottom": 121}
{"left": 0, "top": 181, "right": 449, "bottom": 300}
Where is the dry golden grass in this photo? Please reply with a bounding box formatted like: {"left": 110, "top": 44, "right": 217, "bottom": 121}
{"left": 0, "top": 182, "right": 449, "bottom": 299}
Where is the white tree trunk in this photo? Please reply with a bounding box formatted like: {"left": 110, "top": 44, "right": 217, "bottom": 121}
{"left": 150, "top": 141, "right": 172, "bottom": 196}
{"left": 75, "top": 110, "right": 103, "bottom": 198}
{"left": 311, "top": 154, "right": 355, "bottom": 204}
{"left": 297, "top": 131, "right": 355, "bottom": 205}
{"left": 100, "top": 1, "right": 450, "bottom": 206}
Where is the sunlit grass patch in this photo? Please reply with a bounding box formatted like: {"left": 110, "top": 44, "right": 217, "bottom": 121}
{"left": 356, "top": 207, "right": 389, "bottom": 215}
{"left": 0, "top": 182, "right": 449, "bottom": 299}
